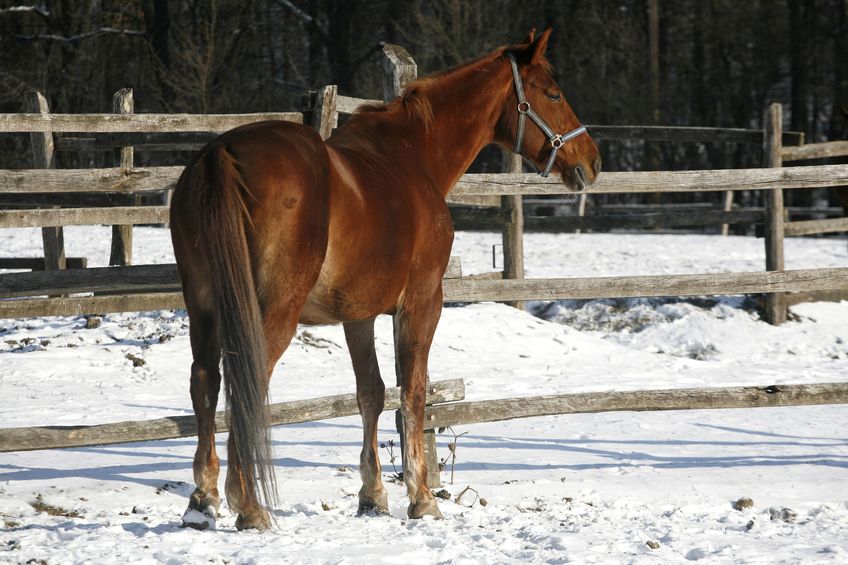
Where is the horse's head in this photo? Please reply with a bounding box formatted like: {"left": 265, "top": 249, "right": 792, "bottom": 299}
{"left": 495, "top": 29, "right": 602, "bottom": 191}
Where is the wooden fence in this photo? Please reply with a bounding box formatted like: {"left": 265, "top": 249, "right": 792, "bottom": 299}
{"left": 1, "top": 46, "right": 848, "bottom": 484}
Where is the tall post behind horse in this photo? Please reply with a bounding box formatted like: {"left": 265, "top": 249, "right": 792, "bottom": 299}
{"left": 170, "top": 29, "right": 601, "bottom": 531}
{"left": 380, "top": 44, "right": 442, "bottom": 491}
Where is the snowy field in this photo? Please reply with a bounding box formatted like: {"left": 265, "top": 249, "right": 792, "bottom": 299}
{"left": 1, "top": 226, "right": 847, "bottom": 564}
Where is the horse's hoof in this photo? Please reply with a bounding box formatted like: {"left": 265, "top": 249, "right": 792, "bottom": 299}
{"left": 235, "top": 510, "right": 271, "bottom": 531}
{"left": 356, "top": 504, "right": 391, "bottom": 517}
{"left": 407, "top": 498, "right": 443, "bottom": 520}
{"left": 181, "top": 506, "right": 217, "bottom": 531}
{"left": 357, "top": 490, "right": 389, "bottom": 517}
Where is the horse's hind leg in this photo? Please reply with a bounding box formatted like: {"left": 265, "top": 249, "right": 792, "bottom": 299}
{"left": 344, "top": 319, "right": 389, "bottom": 515}
{"left": 394, "top": 291, "right": 444, "bottom": 519}
{"left": 182, "top": 311, "right": 223, "bottom": 530}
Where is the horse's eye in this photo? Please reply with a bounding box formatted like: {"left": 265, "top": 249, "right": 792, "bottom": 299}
{"left": 546, "top": 92, "right": 562, "bottom": 102}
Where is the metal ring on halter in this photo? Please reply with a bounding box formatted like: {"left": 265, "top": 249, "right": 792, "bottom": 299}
{"left": 517, "top": 101, "right": 530, "bottom": 114}
{"left": 551, "top": 136, "right": 563, "bottom": 148}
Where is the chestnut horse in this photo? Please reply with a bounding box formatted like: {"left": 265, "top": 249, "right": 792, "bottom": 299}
{"left": 170, "top": 29, "right": 601, "bottom": 530}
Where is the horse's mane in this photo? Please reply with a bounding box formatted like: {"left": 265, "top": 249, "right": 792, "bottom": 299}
{"left": 329, "top": 47, "right": 515, "bottom": 154}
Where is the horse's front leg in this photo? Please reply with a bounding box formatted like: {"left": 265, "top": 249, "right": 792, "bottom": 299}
{"left": 343, "top": 319, "right": 389, "bottom": 515}
{"left": 394, "top": 288, "right": 444, "bottom": 519}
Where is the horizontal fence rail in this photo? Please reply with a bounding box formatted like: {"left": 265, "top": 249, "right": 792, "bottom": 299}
{"left": 0, "top": 206, "right": 169, "bottom": 229}
{"left": 0, "top": 378, "right": 465, "bottom": 452}
{"left": 0, "top": 112, "right": 302, "bottom": 133}
{"left": 3, "top": 164, "right": 847, "bottom": 198}
{"left": 781, "top": 140, "right": 848, "bottom": 162}
{"left": 3, "top": 267, "right": 846, "bottom": 319}
{"left": 586, "top": 125, "right": 804, "bottom": 146}
{"left": 784, "top": 218, "right": 848, "bottom": 237}
{"left": 0, "top": 293, "right": 185, "bottom": 319}
{"left": 441, "top": 267, "right": 848, "bottom": 303}
{"left": 451, "top": 164, "right": 848, "bottom": 197}
{"left": 0, "top": 264, "right": 179, "bottom": 298}
{"left": 422, "top": 382, "right": 848, "bottom": 430}
{"left": 0, "top": 166, "right": 183, "bottom": 194}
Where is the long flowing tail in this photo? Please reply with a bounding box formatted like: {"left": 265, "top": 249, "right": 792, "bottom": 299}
{"left": 185, "top": 145, "right": 278, "bottom": 513}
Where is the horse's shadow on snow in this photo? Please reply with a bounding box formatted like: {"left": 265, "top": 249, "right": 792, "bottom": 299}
{"left": 2, "top": 420, "right": 846, "bottom": 487}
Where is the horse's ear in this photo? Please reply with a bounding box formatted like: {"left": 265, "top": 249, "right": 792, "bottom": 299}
{"left": 519, "top": 28, "right": 536, "bottom": 46}
{"left": 529, "top": 28, "right": 553, "bottom": 64}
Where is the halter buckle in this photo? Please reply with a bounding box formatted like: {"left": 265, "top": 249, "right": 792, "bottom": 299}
{"left": 550, "top": 135, "right": 563, "bottom": 149}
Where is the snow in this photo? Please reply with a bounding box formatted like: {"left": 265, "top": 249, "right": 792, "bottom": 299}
{"left": 1, "top": 226, "right": 847, "bottom": 564}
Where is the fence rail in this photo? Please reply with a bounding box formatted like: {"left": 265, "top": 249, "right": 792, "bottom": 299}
{"left": 781, "top": 140, "right": 848, "bottom": 162}
{"left": 423, "top": 382, "right": 848, "bottom": 430}
{"left": 442, "top": 267, "right": 848, "bottom": 303}
{"left": 0, "top": 378, "right": 465, "bottom": 452}
{"left": 0, "top": 112, "right": 302, "bottom": 133}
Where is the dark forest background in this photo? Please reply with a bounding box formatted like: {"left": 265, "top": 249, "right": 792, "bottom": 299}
{"left": 0, "top": 1, "right": 846, "bottom": 207}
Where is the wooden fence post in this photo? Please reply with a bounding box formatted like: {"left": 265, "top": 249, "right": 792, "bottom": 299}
{"left": 382, "top": 44, "right": 441, "bottom": 489}
{"left": 311, "top": 85, "right": 339, "bottom": 140}
{"left": 720, "top": 190, "right": 734, "bottom": 236}
{"left": 575, "top": 192, "right": 588, "bottom": 234}
{"left": 501, "top": 150, "right": 525, "bottom": 310}
{"left": 110, "top": 89, "right": 135, "bottom": 266}
{"left": 763, "top": 102, "right": 787, "bottom": 324}
{"left": 27, "top": 91, "right": 66, "bottom": 271}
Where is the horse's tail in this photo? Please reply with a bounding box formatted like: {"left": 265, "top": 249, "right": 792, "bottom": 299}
{"left": 185, "top": 145, "right": 277, "bottom": 513}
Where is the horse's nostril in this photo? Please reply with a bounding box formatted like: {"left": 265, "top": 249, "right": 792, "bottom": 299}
{"left": 574, "top": 165, "right": 587, "bottom": 189}
{"left": 593, "top": 157, "right": 602, "bottom": 176}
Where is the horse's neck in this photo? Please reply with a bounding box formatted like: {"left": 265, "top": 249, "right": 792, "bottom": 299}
{"left": 333, "top": 58, "right": 510, "bottom": 199}
{"left": 416, "top": 66, "right": 511, "bottom": 195}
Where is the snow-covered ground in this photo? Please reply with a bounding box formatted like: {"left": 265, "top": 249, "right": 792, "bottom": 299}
{"left": 1, "top": 226, "right": 847, "bottom": 564}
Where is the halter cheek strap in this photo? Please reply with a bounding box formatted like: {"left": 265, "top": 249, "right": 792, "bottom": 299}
{"left": 507, "top": 53, "right": 588, "bottom": 177}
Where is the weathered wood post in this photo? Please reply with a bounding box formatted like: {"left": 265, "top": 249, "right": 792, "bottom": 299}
{"left": 720, "top": 190, "right": 734, "bottom": 236}
{"left": 311, "top": 85, "right": 339, "bottom": 140}
{"left": 109, "top": 88, "right": 135, "bottom": 266}
{"left": 575, "top": 192, "right": 588, "bottom": 234}
{"left": 382, "top": 43, "right": 441, "bottom": 489}
{"left": 27, "top": 91, "right": 66, "bottom": 271}
{"left": 763, "top": 102, "right": 787, "bottom": 324}
{"left": 501, "top": 151, "right": 525, "bottom": 310}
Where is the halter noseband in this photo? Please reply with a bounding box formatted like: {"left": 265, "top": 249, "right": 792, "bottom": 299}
{"left": 507, "top": 53, "right": 588, "bottom": 177}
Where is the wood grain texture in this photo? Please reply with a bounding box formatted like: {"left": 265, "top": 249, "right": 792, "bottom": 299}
{"left": 0, "top": 112, "right": 303, "bottom": 133}
{"left": 451, "top": 164, "right": 848, "bottom": 196}
{"left": 0, "top": 379, "right": 465, "bottom": 452}
{"left": 335, "top": 94, "right": 376, "bottom": 115}
{"left": 585, "top": 125, "right": 804, "bottom": 146}
{"left": 783, "top": 217, "right": 848, "bottom": 236}
{"left": 0, "top": 264, "right": 180, "bottom": 298}
{"left": 763, "top": 103, "right": 786, "bottom": 325}
{"left": 109, "top": 88, "right": 135, "bottom": 267}
{"left": 27, "top": 91, "right": 66, "bottom": 272}
{"left": 0, "top": 166, "right": 184, "bottom": 194}
{"left": 4, "top": 164, "right": 847, "bottom": 196}
{"left": 501, "top": 151, "right": 524, "bottom": 310}
{"left": 441, "top": 267, "right": 848, "bottom": 303}
{"left": 311, "top": 85, "right": 338, "bottom": 140}
{"left": 423, "top": 382, "right": 848, "bottom": 430}
{"left": 0, "top": 206, "right": 170, "bottom": 229}
{"left": 782, "top": 140, "right": 848, "bottom": 162}
{"left": 524, "top": 209, "right": 763, "bottom": 232}
{"left": 0, "top": 292, "right": 185, "bottom": 319}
